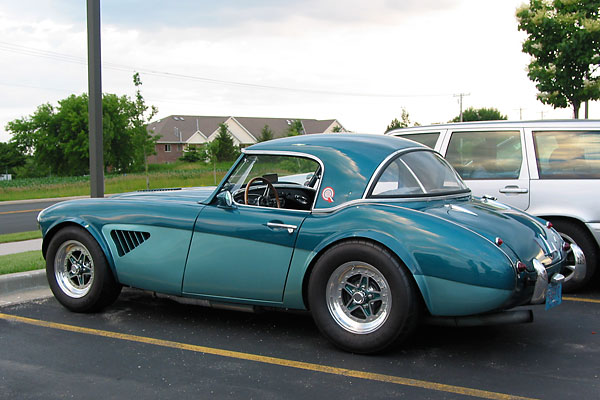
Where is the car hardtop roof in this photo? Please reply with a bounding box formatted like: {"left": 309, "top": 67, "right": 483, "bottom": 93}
{"left": 244, "top": 134, "right": 438, "bottom": 209}
{"left": 246, "top": 133, "right": 424, "bottom": 158}
{"left": 386, "top": 119, "right": 600, "bottom": 134}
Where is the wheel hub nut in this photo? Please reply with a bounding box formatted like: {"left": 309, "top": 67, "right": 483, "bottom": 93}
{"left": 352, "top": 291, "right": 366, "bottom": 304}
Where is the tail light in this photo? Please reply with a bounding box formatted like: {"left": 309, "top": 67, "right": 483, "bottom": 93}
{"left": 516, "top": 261, "right": 527, "bottom": 273}
{"left": 546, "top": 221, "right": 553, "bottom": 229}
{"left": 563, "top": 242, "right": 571, "bottom": 251}
{"left": 495, "top": 237, "right": 503, "bottom": 246}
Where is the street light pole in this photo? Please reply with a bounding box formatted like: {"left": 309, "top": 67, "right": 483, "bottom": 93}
{"left": 87, "top": 0, "right": 104, "bottom": 198}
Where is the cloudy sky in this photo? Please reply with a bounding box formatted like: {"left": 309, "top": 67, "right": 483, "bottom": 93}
{"left": 0, "top": 0, "right": 586, "bottom": 143}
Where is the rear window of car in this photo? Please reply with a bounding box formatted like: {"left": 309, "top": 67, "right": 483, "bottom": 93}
{"left": 369, "top": 150, "right": 468, "bottom": 198}
{"left": 445, "top": 130, "right": 522, "bottom": 180}
{"left": 397, "top": 132, "right": 440, "bottom": 148}
{"left": 533, "top": 130, "right": 600, "bottom": 179}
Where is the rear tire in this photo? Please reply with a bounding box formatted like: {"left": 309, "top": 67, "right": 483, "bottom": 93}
{"left": 551, "top": 220, "right": 598, "bottom": 292}
{"left": 308, "top": 240, "right": 419, "bottom": 353}
{"left": 46, "top": 226, "right": 122, "bottom": 312}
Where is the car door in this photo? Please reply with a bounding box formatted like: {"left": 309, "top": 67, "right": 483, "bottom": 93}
{"left": 183, "top": 205, "right": 307, "bottom": 302}
{"left": 182, "top": 153, "right": 320, "bottom": 303}
{"left": 440, "top": 129, "right": 530, "bottom": 210}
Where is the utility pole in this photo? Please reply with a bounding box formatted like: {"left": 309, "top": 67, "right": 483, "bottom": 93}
{"left": 454, "top": 93, "right": 470, "bottom": 122}
{"left": 87, "top": 0, "right": 103, "bottom": 198}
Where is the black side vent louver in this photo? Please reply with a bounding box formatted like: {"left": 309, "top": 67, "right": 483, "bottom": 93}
{"left": 110, "top": 230, "right": 151, "bottom": 257}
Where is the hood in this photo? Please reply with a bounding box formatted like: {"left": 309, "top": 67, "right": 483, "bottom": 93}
{"left": 422, "top": 197, "right": 563, "bottom": 266}
{"left": 109, "top": 186, "right": 217, "bottom": 205}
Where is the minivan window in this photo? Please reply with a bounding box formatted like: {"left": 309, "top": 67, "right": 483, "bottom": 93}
{"left": 533, "top": 131, "right": 600, "bottom": 179}
{"left": 398, "top": 133, "right": 440, "bottom": 148}
{"left": 445, "top": 131, "right": 522, "bottom": 180}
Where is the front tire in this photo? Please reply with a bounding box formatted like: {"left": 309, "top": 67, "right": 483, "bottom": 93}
{"left": 46, "top": 226, "right": 122, "bottom": 312}
{"left": 308, "top": 240, "right": 419, "bottom": 353}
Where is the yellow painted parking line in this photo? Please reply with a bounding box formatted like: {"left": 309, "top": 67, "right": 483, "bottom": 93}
{"left": 563, "top": 296, "right": 600, "bottom": 304}
{"left": 0, "top": 208, "right": 43, "bottom": 215}
{"left": 0, "top": 312, "right": 535, "bottom": 400}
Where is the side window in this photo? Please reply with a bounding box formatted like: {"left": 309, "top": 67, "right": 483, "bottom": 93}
{"left": 534, "top": 131, "right": 600, "bottom": 179}
{"left": 445, "top": 131, "right": 522, "bottom": 180}
{"left": 398, "top": 133, "right": 440, "bottom": 148}
{"left": 223, "top": 154, "right": 321, "bottom": 209}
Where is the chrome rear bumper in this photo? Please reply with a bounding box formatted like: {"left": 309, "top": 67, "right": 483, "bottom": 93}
{"left": 528, "top": 242, "right": 587, "bottom": 305}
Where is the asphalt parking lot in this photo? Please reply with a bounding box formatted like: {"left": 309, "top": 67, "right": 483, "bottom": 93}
{"left": 1, "top": 287, "right": 598, "bottom": 400}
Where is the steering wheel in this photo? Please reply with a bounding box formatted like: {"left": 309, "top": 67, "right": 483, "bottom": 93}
{"left": 244, "top": 177, "right": 281, "bottom": 208}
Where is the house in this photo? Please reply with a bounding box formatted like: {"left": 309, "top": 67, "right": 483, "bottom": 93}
{"left": 146, "top": 115, "right": 346, "bottom": 164}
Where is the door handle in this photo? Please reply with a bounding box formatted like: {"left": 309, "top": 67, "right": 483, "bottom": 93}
{"left": 499, "top": 185, "right": 528, "bottom": 194}
{"left": 267, "top": 222, "right": 297, "bottom": 234}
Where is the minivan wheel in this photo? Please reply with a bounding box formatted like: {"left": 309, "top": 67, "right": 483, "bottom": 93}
{"left": 552, "top": 220, "right": 598, "bottom": 292}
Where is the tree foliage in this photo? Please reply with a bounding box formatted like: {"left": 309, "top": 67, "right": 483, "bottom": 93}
{"left": 259, "top": 124, "right": 274, "bottom": 142}
{"left": 385, "top": 108, "right": 418, "bottom": 132}
{"left": 212, "top": 123, "right": 240, "bottom": 162}
{"left": 451, "top": 107, "right": 507, "bottom": 122}
{"left": 0, "top": 142, "right": 26, "bottom": 174}
{"left": 516, "top": 0, "right": 600, "bottom": 118}
{"left": 287, "top": 119, "right": 304, "bottom": 136}
{"left": 6, "top": 74, "right": 158, "bottom": 176}
{"left": 179, "top": 146, "right": 204, "bottom": 162}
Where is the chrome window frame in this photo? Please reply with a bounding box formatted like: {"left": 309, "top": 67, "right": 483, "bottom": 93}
{"left": 219, "top": 149, "right": 325, "bottom": 213}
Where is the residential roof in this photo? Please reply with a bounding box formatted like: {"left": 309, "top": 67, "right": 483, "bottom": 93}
{"left": 148, "top": 115, "right": 343, "bottom": 143}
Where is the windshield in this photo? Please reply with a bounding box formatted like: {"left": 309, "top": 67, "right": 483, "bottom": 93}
{"left": 369, "top": 150, "right": 469, "bottom": 198}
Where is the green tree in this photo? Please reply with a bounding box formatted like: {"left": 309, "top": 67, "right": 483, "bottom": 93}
{"left": 516, "top": 1, "right": 600, "bottom": 118}
{"left": 287, "top": 120, "right": 304, "bottom": 136}
{"left": 0, "top": 142, "right": 26, "bottom": 175}
{"left": 332, "top": 125, "right": 343, "bottom": 132}
{"left": 259, "top": 124, "right": 273, "bottom": 142}
{"left": 180, "top": 146, "right": 203, "bottom": 162}
{"left": 6, "top": 75, "right": 158, "bottom": 176}
{"left": 451, "top": 107, "right": 507, "bottom": 122}
{"left": 213, "top": 123, "right": 240, "bottom": 162}
{"left": 385, "top": 108, "right": 418, "bottom": 132}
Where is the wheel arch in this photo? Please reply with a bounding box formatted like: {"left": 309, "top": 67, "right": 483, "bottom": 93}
{"left": 300, "top": 234, "right": 428, "bottom": 314}
{"left": 42, "top": 219, "right": 117, "bottom": 277}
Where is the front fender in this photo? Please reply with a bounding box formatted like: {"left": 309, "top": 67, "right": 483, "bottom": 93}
{"left": 41, "top": 217, "right": 118, "bottom": 279}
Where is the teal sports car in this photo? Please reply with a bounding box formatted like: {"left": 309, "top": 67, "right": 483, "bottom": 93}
{"left": 38, "top": 134, "right": 584, "bottom": 353}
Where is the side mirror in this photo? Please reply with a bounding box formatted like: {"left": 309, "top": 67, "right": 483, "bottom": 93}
{"left": 216, "top": 191, "right": 235, "bottom": 208}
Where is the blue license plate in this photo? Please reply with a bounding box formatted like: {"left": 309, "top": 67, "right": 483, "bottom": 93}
{"left": 545, "top": 281, "right": 562, "bottom": 310}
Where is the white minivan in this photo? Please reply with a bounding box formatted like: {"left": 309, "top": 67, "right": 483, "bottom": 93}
{"left": 388, "top": 120, "right": 600, "bottom": 291}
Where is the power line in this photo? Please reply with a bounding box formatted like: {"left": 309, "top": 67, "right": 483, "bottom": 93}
{"left": 0, "top": 41, "right": 454, "bottom": 99}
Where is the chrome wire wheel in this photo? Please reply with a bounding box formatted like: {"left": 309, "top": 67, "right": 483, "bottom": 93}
{"left": 326, "top": 261, "right": 391, "bottom": 334}
{"left": 54, "top": 240, "right": 95, "bottom": 298}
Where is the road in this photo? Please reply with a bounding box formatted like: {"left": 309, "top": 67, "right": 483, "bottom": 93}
{"left": 0, "top": 199, "right": 71, "bottom": 234}
{"left": 1, "top": 288, "right": 598, "bottom": 399}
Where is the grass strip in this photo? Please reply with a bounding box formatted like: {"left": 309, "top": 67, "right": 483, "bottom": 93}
{"left": 0, "top": 230, "right": 42, "bottom": 244}
{"left": 0, "top": 169, "right": 229, "bottom": 201}
{"left": 0, "top": 250, "right": 45, "bottom": 275}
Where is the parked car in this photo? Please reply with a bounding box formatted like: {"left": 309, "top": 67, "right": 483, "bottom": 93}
{"left": 388, "top": 120, "right": 600, "bottom": 291}
{"left": 38, "top": 134, "right": 580, "bottom": 353}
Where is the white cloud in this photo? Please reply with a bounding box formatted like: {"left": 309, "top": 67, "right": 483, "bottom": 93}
{"left": 0, "top": 0, "right": 591, "bottom": 143}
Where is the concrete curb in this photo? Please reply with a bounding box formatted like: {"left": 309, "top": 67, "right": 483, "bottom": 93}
{"left": 0, "top": 269, "right": 51, "bottom": 306}
{"left": 0, "top": 269, "right": 48, "bottom": 295}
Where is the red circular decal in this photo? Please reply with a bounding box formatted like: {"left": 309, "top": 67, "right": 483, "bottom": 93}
{"left": 322, "top": 187, "right": 335, "bottom": 203}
